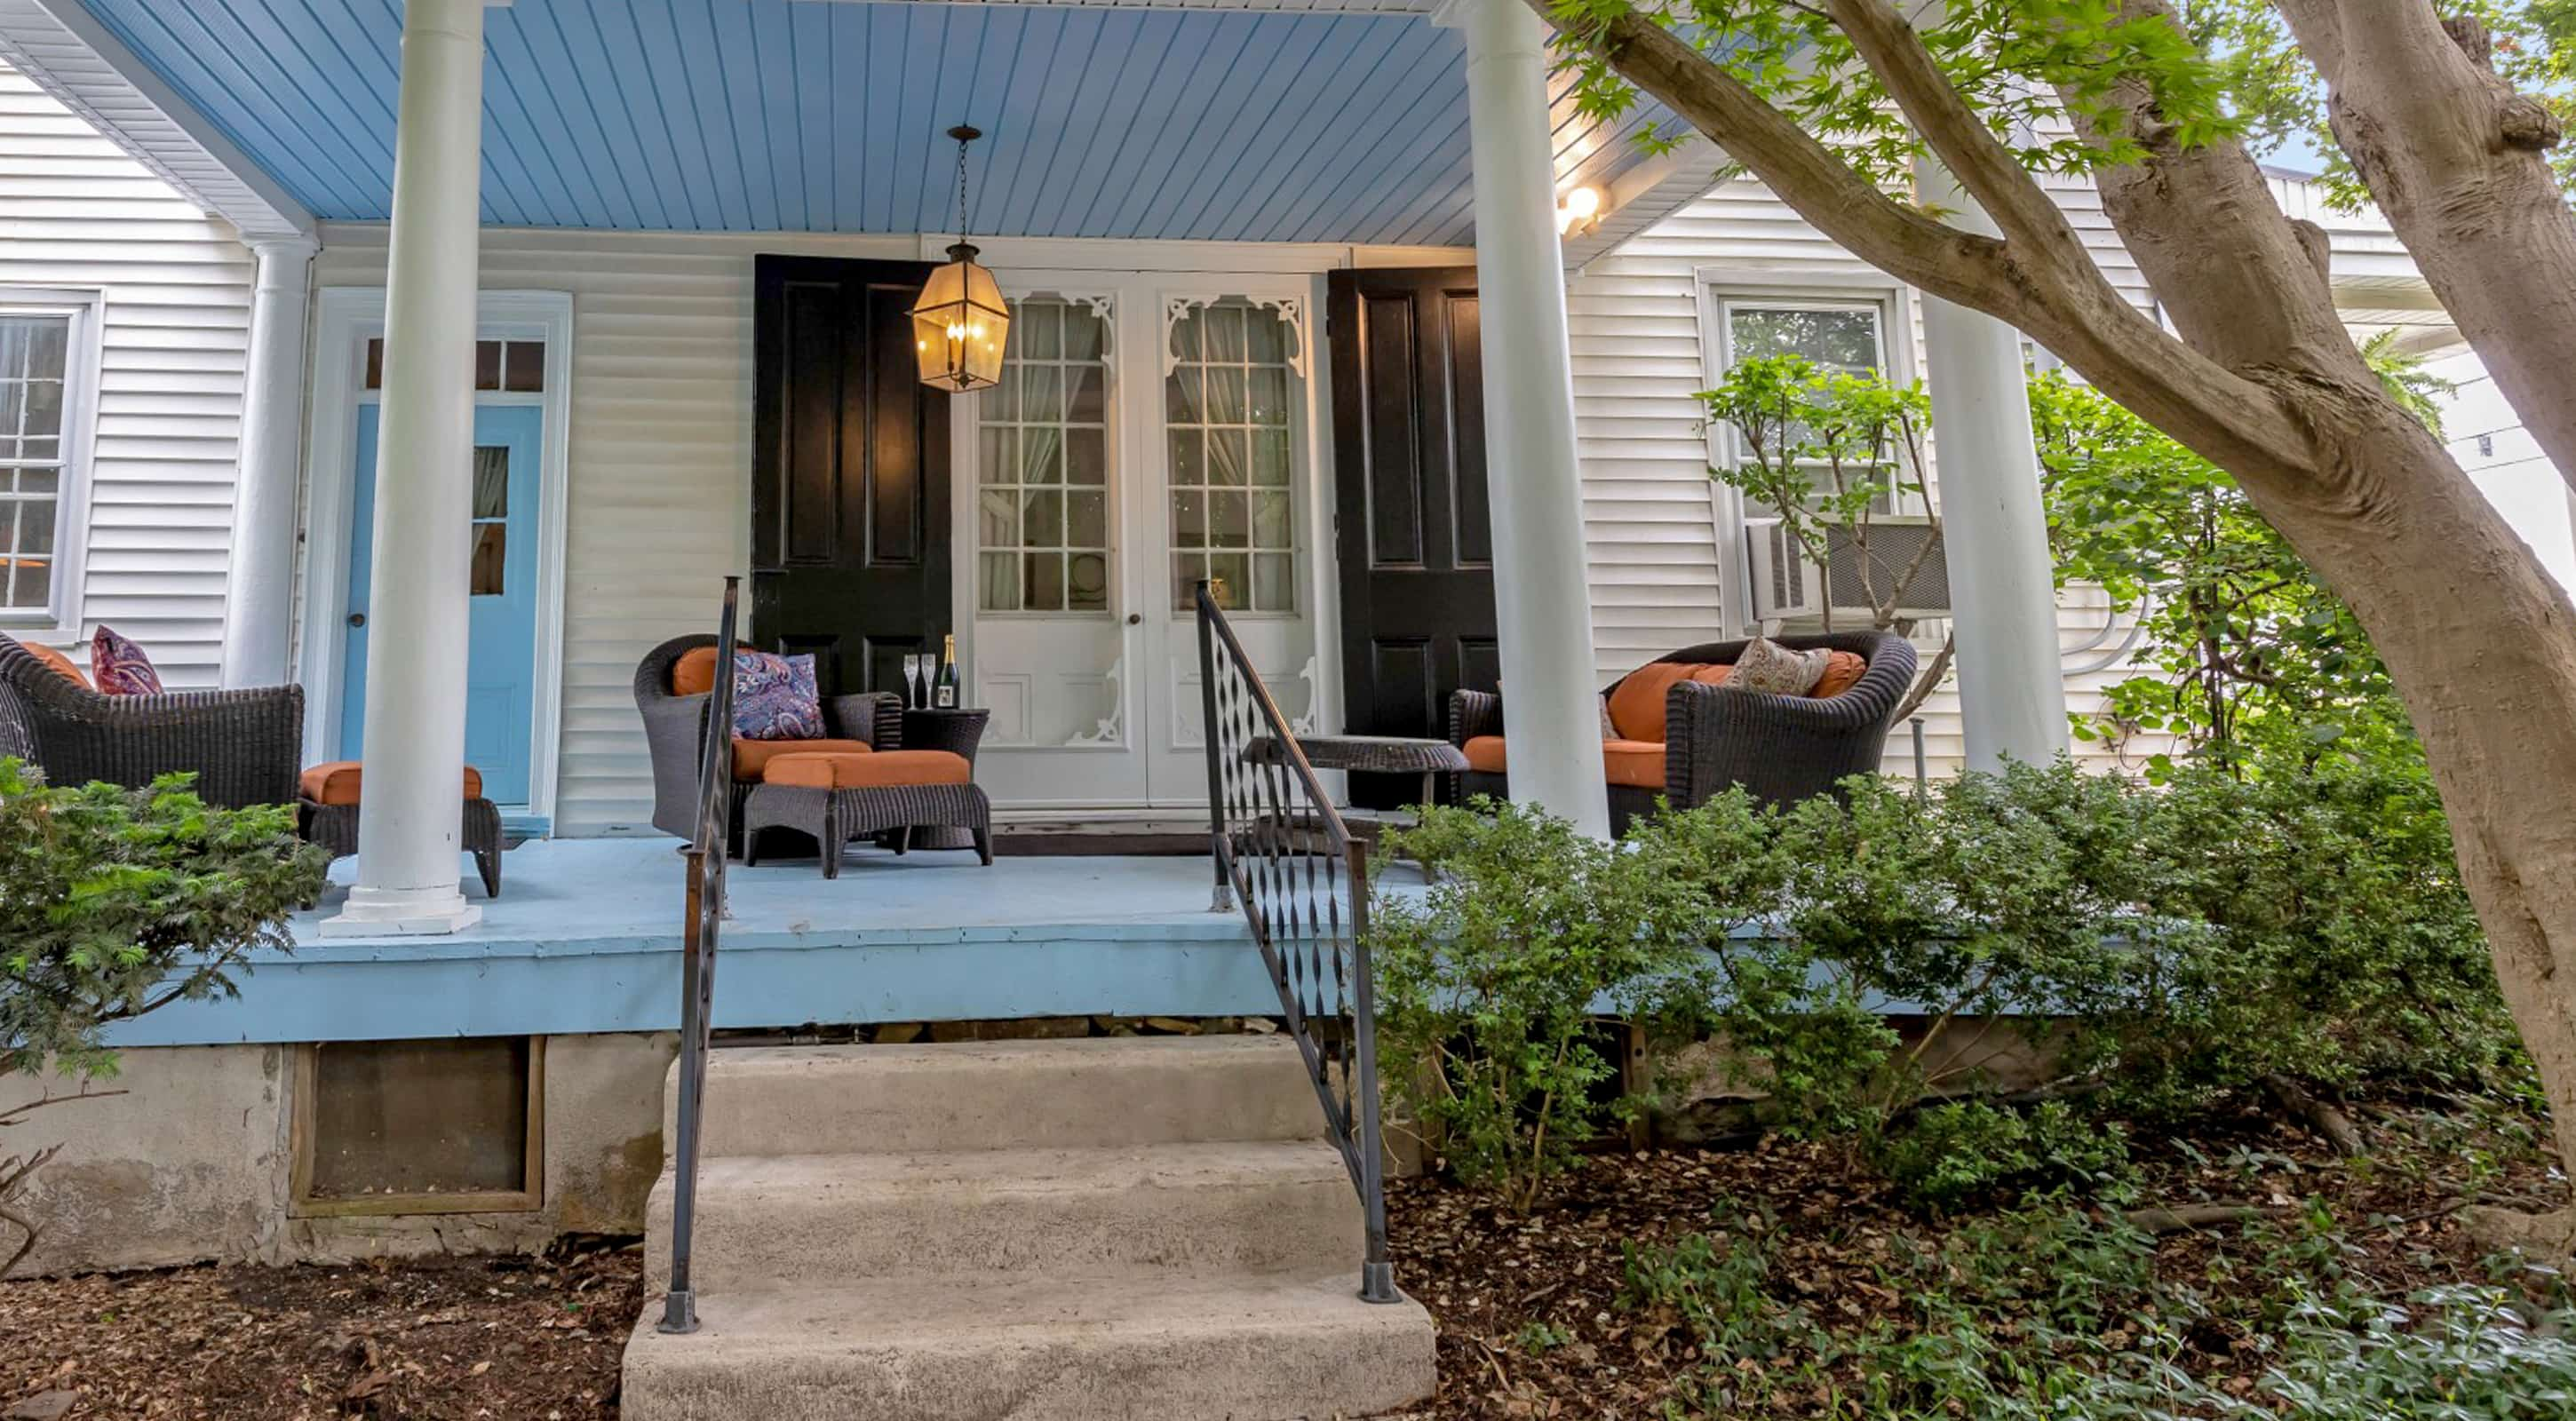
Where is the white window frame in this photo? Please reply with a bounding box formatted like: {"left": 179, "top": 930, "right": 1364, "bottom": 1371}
{"left": 0, "top": 288, "right": 105, "bottom": 639}
{"left": 1694, "top": 268, "right": 1920, "bottom": 636}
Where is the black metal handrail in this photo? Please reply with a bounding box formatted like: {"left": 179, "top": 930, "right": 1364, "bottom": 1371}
{"left": 658, "top": 576, "right": 740, "bottom": 1335}
{"left": 1194, "top": 580, "right": 1396, "bottom": 1305}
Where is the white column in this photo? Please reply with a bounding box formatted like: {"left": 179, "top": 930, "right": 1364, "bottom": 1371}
{"left": 322, "top": 0, "right": 489, "bottom": 936}
{"left": 1914, "top": 158, "right": 2068, "bottom": 772}
{"left": 220, "top": 234, "right": 319, "bottom": 688}
{"left": 1446, "top": 0, "right": 1610, "bottom": 838}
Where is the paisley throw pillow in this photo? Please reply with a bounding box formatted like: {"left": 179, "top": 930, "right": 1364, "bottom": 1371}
{"left": 90, "top": 624, "right": 163, "bottom": 695}
{"left": 1724, "top": 635, "right": 1832, "bottom": 697}
{"left": 730, "top": 651, "right": 824, "bottom": 741}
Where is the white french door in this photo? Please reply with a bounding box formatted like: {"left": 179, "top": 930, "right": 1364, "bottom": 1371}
{"left": 953, "top": 274, "right": 1327, "bottom": 814}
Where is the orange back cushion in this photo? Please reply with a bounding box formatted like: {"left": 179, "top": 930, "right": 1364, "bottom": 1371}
{"left": 1605, "top": 662, "right": 1729, "bottom": 743}
{"left": 22, "top": 641, "right": 88, "bottom": 688}
{"left": 1810, "top": 650, "right": 1868, "bottom": 699}
{"left": 672, "top": 646, "right": 721, "bottom": 697}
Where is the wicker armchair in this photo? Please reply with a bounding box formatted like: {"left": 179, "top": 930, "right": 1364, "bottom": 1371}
{"left": 1447, "top": 630, "right": 1917, "bottom": 834}
{"left": 633, "top": 634, "right": 902, "bottom": 845}
{"left": 0, "top": 634, "right": 303, "bottom": 808}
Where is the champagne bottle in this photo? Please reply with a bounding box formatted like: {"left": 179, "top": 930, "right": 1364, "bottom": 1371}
{"left": 934, "top": 633, "right": 961, "bottom": 709}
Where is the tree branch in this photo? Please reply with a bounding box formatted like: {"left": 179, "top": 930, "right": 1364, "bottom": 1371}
{"left": 1822, "top": 0, "right": 2111, "bottom": 294}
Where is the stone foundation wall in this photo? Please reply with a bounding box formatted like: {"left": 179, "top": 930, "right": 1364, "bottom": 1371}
{"left": 4, "top": 1033, "right": 676, "bottom": 1279}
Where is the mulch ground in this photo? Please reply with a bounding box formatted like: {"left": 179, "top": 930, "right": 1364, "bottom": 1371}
{"left": 0, "top": 1238, "right": 637, "bottom": 1420}
{"left": 1387, "top": 1088, "right": 2569, "bottom": 1419}
{"left": 0, "top": 1092, "right": 2559, "bottom": 1420}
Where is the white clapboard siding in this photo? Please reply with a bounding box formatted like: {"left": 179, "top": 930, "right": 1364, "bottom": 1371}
{"left": 0, "top": 63, "right": 248, "bottom": 687}
{"left": 311, "top": 226, "right": 767, "bottom": 838}
{"left": 1566, "top": 174, "right": 2156, "bottom": 779}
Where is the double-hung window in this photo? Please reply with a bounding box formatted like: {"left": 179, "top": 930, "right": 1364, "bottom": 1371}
{"left": 0, "top": 303, "right": 83, "bottom": 620}
{"left": 1709, "top": 290, "right": 1908, "bottom": 518}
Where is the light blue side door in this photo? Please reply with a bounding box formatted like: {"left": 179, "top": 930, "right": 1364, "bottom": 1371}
{"left": 340, "top": 402, "right": 545, "bottom": 808}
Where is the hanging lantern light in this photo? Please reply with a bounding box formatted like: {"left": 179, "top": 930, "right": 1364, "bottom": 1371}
{"left": 910, "top": 124, "right": 1010, "bottom": 393}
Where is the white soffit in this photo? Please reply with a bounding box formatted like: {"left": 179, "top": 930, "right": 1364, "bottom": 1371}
{"left": 0, "top": 0, "right": 313, "bottom": 240}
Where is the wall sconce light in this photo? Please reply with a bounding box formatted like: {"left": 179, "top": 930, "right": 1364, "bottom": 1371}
{"left": 1556, "top": 186, "right": 1602, "bottom": 237}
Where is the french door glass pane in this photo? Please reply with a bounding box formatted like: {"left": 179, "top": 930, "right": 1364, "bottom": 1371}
{"left": 1166, "top": 298, "right": 1300, "bottom": 611}
{"left": 975, "top": 297, "right": 1115, "bottom": 613}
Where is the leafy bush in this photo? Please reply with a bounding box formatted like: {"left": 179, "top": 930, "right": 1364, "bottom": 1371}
{"left": 2251, "top": 1283, "right": 2576, "bottom": 1420}
{"left": 1371, "top": 797, "right": 1737, "bottom": 1211}
{"left": 0, "top": 759, "right": 328, "bottom": 1079}
{"left": 1868, "top": 1099, "right": 2129, "bottom": 1212}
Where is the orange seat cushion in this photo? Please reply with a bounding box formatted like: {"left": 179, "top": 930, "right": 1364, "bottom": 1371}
{"left": 735, "top": 737, "right": 870, "bottom": 780}
{"left": 22, "top": 641, "right": 88, "bottom": 688}
{"left": 1811, "top": 650, "right": 1868, "bottom": 699}
{"left": 762, "top": 750, "right": 972, "bottom": 790}
{"left": 1605, "top": 663, "right": 1733, "bottom": 742}
{"left": 300, "top": 761, "right": 484, "bottom": 806}
{"left": 672, "top": 646, "right": 721, "bottom": 697}
{"left": 1461, "top": 736, "right": 1667, "bottom": 791}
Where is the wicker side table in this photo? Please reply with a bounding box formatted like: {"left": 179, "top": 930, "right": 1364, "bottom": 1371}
{"left": 1244, "top": 734, "right": 1470, "bottom": 814}
{"left": 896, "top": 707, "right": 990, "bottom": 850}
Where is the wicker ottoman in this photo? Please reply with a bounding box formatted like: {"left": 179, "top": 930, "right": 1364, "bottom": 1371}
{"left": 743, "top": 750, "right": 993, "bottom": 877}
{"left": 296, "top": 761, "right": 505, "bottom": 899}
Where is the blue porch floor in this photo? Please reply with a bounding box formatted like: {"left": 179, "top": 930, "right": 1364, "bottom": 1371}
{"left": 111, "top": 838, "right": 1304, "bottom": 1049}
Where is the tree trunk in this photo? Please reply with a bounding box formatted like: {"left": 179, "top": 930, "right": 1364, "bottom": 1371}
{"left": 2275, "top": 0, "right": 2576, "bottom": 500}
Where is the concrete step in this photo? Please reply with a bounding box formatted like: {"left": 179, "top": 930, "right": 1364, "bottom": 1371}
{"left": 621, "top": 1271, "right": 1437, "bottom": 1421}
{"left": 672, "top": 1035, "right": 1324, "bottom": 1158}
{"left": 643, "top": 1141, "right": 1362, "bottom": 1293}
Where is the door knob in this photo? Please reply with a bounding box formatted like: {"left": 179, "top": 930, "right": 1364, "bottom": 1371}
{"left": 1126, "top": 613, "right": 1141, "bottom": 626}
{"left": 346, "top": 612, "right": 366, "bottom": 629}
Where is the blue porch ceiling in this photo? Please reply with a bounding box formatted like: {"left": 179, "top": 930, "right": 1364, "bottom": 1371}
{"left": 67, "top": 0, "right": 1668, "bottom": 245}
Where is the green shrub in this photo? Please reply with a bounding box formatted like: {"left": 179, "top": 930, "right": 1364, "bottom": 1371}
{"left": 1869, "top": 1099, "right": 2130, "bottom": 1212}
{"left": 2250, "top": 1283, "right": 2576, "bottom": 1419}
{"left": 1371, "top": 797, "right": 1738, "bottom": 1211}
{"left": 1, "top": 759, "right": 328, "bottom": 1079}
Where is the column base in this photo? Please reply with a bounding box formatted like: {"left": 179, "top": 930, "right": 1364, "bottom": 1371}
{"left": 318, "top": 885, "right": 484, "bottom": 938}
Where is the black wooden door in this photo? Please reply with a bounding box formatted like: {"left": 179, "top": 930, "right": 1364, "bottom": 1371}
{"left": 1327, "top": 267, "right": 1499, "bottom": 806}
{"left": 751, "top": 255, "right": 951, "bottom": 700}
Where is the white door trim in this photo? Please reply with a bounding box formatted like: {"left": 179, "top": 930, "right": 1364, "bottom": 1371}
{"left": 298, "top": 287, "right": 575, "bottom": 826}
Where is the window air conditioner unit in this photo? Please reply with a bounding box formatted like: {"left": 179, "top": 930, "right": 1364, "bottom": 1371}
{"left": 1746, "top": 516, "right": 1952, "bottom": 623}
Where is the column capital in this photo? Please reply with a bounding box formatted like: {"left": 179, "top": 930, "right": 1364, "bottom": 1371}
{"left": 246, "top": 233, "right": 321, "bottom": 264}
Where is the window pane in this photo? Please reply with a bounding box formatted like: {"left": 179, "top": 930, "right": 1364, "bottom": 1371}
{"left": 1021, "top": 425, "right": 1063, "bottom": 485}
{"left": 1212, "top": 490, "right": 1249, "bottom": 549}
{"left": 1169, "top": 429, "right": 1205, "bottom": 485}
{"left": 8, "top": 552, "right": 47, "bottom": 610}
{"left": 1252, "top": 491, "right": 1291, "bottom": 549}
{"left": 1173, "top": 489, "right": 1206, "bottom": 546}
{"left": 26, "top": 317, "right": 68, "bottom": 376}
{"left": 1210, "top": 553, "right": 1249, "bottom": 608}
{"left": 1207, "top": 429, "right": 1248, "bottom": 488}
{"left": 1248, "top": 368, "right": 1289, "bottom": 426}
{"left": 1246, "top": 310, "right": 1286, "bottom": 364}
{"left": 1729, "top": 306, "right": 1880, "bottom": 370}
{"left": 978, "top": 488, "right": 1019, "bottom": 548}
{"left": 16, "top": 500, "right": 53, "bottom": 560}
{"left": 1022, "top": 489, "right": 1063, "bottom": 547}
{"left": 1205, "top": 305, "right": 1246, "bottom": 361}
{"left": 1165, "top": 368, "right": 1203, "bottom": 424}
{"left": 980, "top": 426, "right": 1014, "bottom": 485}
{"left": 1022, "top": 552, "right": 1064, "bottom": 611}
{"left": 1022, "top": 301, "right": 1061, "bottom": 360}
{"left": 471, "top": 523, "right": 506, "bottom": 595}
{"left": 1172, "top": 552, "right": 1205, "bottom": 612}
{"left": 473, "top": 340, "right": 503, "bottom": 391}
{"left": 1069, "top": 552, "right": 1110, "bottom": 611}
{"left": 1066, "top": 429, "right": 1107, "bottom": 486}
{"left": 1251, "top": 430, "right": 1291, "bottom": 487}
{"left": 1063, "top": 306, "right": 1105, "bottom": 361}
{"left": 1066, "top": 365, "right": 1105, "bottom": 425}
{"left": 1067, "top": 489, "right": 1106, "bottom": 548}
{"left": 1205, "top": 368, "right": 1245, "bottom": 425}
{"left": 472, "top": 446, "right": 509, "bottom": 519}
{"left": 1253, "top": 553, "right": 1293, "bottom": 612}
{"left": 1022, "top": 365, "right": 1063, "bottom": 424}
{"left": 979, "top": 552, "right": 1019, "bottom": 611}
{"left": 503, "top": 340, "right": 546, "bottom": 393}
